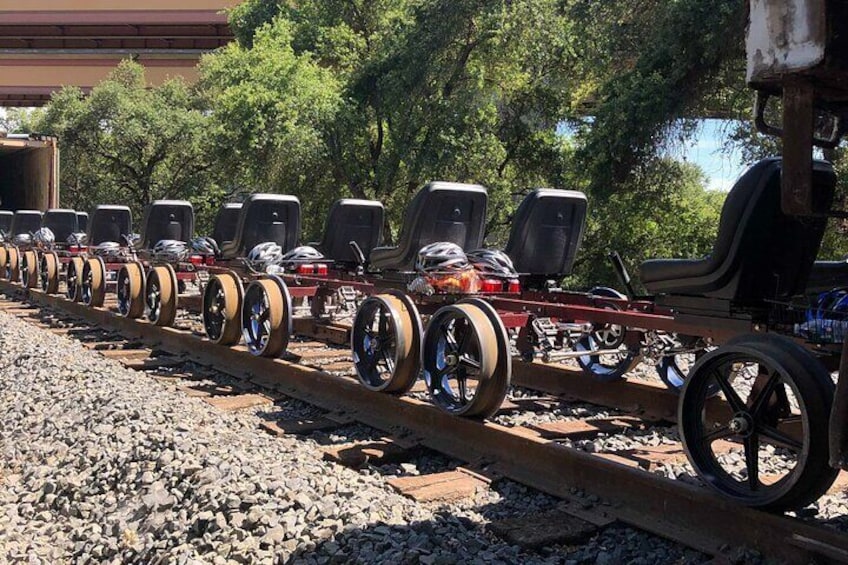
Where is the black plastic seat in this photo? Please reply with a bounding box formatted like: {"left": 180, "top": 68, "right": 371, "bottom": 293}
{"left": 369, "top": 182, "right": 488, "bottom": 271}
{"left": 806, "top": 261, "right": 848, "bottom": 295}
{"left": 221, "top": 194, "right": 301, "bottom": 260}
{"left": 11, "top": 210, "right": 42, "bottom": 236}
{"left": 0, "top": 211, "right": 12, "bottom": 234}
{"left": 316, "top": 199, "right": 384, "bottom": 265}
{"left": 76, "top": 212, "right": 89, "bottom": 233}
{"left": 42, "top": 209, "right": 79, "bottom": 242}
{"left": 139, "top": 200, "right": 194, "bottom": 249}
{"left": 212, "top": 203, "right": 242, "bottom": 247}
{"left": 504, "top": 189, "right": 587, "bottom": 279}
{"left": 88, "top": 205, "right": 132, "bottom": 246}
{"left": 640, "top": 158, "right": 836, "bottom": 304}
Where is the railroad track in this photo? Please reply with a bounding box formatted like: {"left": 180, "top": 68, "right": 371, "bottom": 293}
{"left": 2, "top": 280, "right": 848, "bottom": 563}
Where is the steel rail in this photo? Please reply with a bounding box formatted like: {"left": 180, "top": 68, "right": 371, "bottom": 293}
{"left": 3, "top": 282, "right": 848, "bottom": 564}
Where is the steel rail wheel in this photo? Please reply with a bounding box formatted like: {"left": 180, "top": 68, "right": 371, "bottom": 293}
{"left": 203, "top": 271, "right": 244, "bottom": 345}
{"left": 574, "top": 288, "right": 640, "bottom": 382}
{"left": 66, "top": 257, "right": 85, "bottom": 302}
{"left": 352, "top": 292, "right": 421, "bottom": 393}
{"left": 146, "top": 265, "right": 178, "bottom": 326}
{"left": 0, "top": 246, "right": 7, "bottom": 280}
{"left": 40, "top": 251, "right": 59, "bottom": 294}
{"left": 422, "top": 301, "right": 507, "bottom": 418}
{"left": 81, "top": 257, "right": 107, "bottom": 307}
{"left": 241, "top": 275, "right": 292, "bottom": 357}
{"left": 679, "top": 334, "right": 838, "bottom": 511}
{"left": 656, "top": 337, "right": 716, "bottom": 392}
{"left": 5, "top": 246, "right": 20, "bottom": 282}
{"left": 21, "top": 250, "right": 38, "bottom": 289}
{"left": 117, "top": 261, "right": 146, "bottom": 319}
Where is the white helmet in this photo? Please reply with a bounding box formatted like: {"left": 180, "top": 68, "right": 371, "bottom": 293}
{"left": 153, "top": 239, "right": 189, "bottom": 263}
{"left": 416, "top": 242, "right": 469, "bottom": 273}
{"left": 33, "top": 227, "right": 55, "bottom": 246}
{"left": 467, "top": 249, "right": 517, "bottom": 278}
{"left": 247, "top": 242, "right": 284, "bottom": 272}
{"left": 191, "top": 236, "right": 219, "bottom": 255}
{"left": 281, "top": 245, "right": 324, "bottom": 264}
{"left": 67, "top": 232, "right": 88, "bottom": 245}
{"left": 92, "top": 241, "right": 122, "bottom": 260}
{"left": 13, "top": 233, "right": 31, "bottom": 246}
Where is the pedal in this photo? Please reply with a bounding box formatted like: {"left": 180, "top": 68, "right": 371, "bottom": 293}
{"left": 336, "top": 286, "right": 358, "bottom": 312}
{"left": 531, "top": 317, "right": 559, "bottom": 352}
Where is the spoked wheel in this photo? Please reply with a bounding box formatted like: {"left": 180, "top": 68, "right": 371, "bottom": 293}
{"left": 21, "top": 250, "right": 39, "bottom": 289}
{"left": 40, "top": 251, "right": 59, "bottom": 294}
{"left": 680, "top": 334, "right": 838, "bottom": 511}
{"left": 5, "top": 246, "right": 20, "bottom": 282}
{"left": 656, "top": 334, "right": 715, "bottom": 392}
{"left": 575, "top": 287, "right": 639, "bottom": 382}
{"left": 117, "top": 261, "right": 146, "bottom": 318}
{"left": 0, "top": 246, "right": 7, "bottom": 280}
{"left": 146, "top": 265, "right": 178, "bottom": 326}
{"left": 241, "top": 275, "right": 292, "bottom": 357}
{"left": 422, "top": 299, "right": 511, "bottom": 418}
{"left": 352, "top": 291, "right": 422, "bottom": 393}
{"left": 203, "top": 272, "right": 244, "bottom": 345}
{"left": 66, "top": 257, "right": 85, "bottom": 302}
{"left": 81, "top": 257, "right": 106, "bottom": 307}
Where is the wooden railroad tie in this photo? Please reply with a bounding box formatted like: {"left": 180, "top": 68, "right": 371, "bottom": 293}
{"left": 529, "top": 416, "right": 644, "bottom": 441}
{"left": 387, "top": 468, "right": 490, "bottom": 503}
{"left": 323, "top": 438, "right": 421, "bottom": 469}
{"left": 259, "top": 413, "right": 355, "bottom": 437}
{"left": 203, "top": 393, "right": 274, "bottom": 412}
{"left": 488, "top": 509, "right": 602, "bottom": 549}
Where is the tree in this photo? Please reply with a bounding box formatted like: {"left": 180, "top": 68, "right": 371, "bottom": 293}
{"left": 207, "top": 0, "right": 583, "bottom": 242}
{"left": 36, "top": 61, "right": 220, "bottom": 231}
{"left": 198, "top": 18, "right": 342, "bottom": 236}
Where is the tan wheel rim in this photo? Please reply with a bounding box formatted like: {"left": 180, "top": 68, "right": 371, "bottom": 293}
{"left": 85, "top": 258, "right": 106, "bottom": 307}
{"left": 67, "top": 257, "right": 85, "bottom": 302}
{"left": 8, "top": 247, "right": 19, "bottom": 282}
{"left": 43, "top": 252, "right": 59, "bottom": 294}
{"left": 147, "top": 265, "right": 178, "bottom": 326}
{"left": 0, "top": 246, "right": 7, "bottom": 280}
{"left": 242, "top": 278, "right": 287, "bottom": 357}
{"left": 23, "top": 250, "right": 38, "bottom": 288}
{"left": 204, "top": 272, "right": 243, "bottom": 345}
{"left": 122, "top": 262, "right": 145, "bottom": 319}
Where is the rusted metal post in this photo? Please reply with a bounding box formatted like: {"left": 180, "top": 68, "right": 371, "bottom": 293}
{"left": 781, "top": 81, "right": 815, "bottom": 216}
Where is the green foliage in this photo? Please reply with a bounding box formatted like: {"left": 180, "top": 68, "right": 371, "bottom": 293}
{"left": 571, "top": 159, "right": 724, "bottom": 288}
{"left": 0, "top": 108, "right": 44, "bottom": 134}
{"left": 36, "top": 61, "right": 219, "bottom": 231}
{"left": 199, "top": 19, "right": 342, "bottom": 234}
{"left": 574, "top": 0, "right": 747, "bottom": 197}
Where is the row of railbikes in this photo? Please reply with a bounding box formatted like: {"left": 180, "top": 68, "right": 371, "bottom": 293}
{"left": 2, "top": 157, "right": 847, "bottom": 512}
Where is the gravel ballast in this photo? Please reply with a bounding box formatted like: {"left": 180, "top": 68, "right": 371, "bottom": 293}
{"left": 0, "top": 308, "right": 709, "bottom": 563}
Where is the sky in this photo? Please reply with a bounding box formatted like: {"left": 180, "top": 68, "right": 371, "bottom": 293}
{"left": 676, "top": 119, "right": 746, "bottom": 192}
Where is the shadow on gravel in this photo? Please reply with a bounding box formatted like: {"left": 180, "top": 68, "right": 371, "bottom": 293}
{"left": 279, "top": 508, "right": 716, "bottom": 565}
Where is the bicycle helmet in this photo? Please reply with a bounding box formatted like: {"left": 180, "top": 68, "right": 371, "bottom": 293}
{"left": 247, "top": 242, "right": 284, "bottom": 272}
{"left": 33, "top": 227, "right": 55, "bottom": 247}
{"left": 415, "top": 242, "right": 469, "bottom": 273}
{"left": 13, "top": 233, "right": 31, "bottom": 246}
{"left": 467, "top": 248, "right": 517, "bottom": 278}
{"left": 153, "top": 239, "right": 189, "bottom": 263}
{"left": 92, "top": 241, "right": 124, "bottom": 261}
{"left": 281, "top": 245, "right": 324, "bottom": 264}
{"left": 191, "top": 236, "right": 220, "bottom": 256}
{"left": 68, "top": 232, "right": 88, "bottom": 245}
